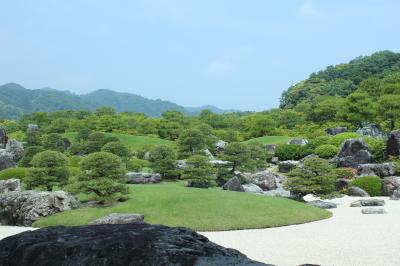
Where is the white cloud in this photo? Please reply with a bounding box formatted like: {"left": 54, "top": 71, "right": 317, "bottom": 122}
{"left": 299, "top": 1, "right": 318, "bottom": 17}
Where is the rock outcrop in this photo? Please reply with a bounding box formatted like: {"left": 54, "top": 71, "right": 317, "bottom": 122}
{"left": 0, "top": 179, "right": 20, "bottom": 193}
{"left": 249, "top": 171, "right": 277, "bottom": 191}
{"left": 325, "top": 126, "right": 348, "bottom": 136}
{"left": 387, "top": 130, "right": 400, "bottom": 156}
{"left": 357, "top": 163, "right": 395, "bottom": 177}
{"left": 215, "top": 140, "right": 227, "bottom": 150}
{"left": 89, "top": 213, "right": 144, "bottom": 225}
{"left": 0, "top": 223, "right": 267, "bottom": 266}
{"left": 0, "top": 150, "right": 17, "bottom": 171}
{"left": 348, "top": 186, "right": 370, "bottom": 197}
{"left": 0, "top": 126, "right": 24, "bottom": 171}
{"left": 356, "top": 123, "right": 386, "bottom": 138}
{"left": 337, "top": 139, "right": 371, "bottom": 168}
{"left": 0, "top": 125, "right": 8, "bottom": 149}
{"left": 126, "top": 172, "right": 162, "bottom": 184}
{"left": 222, "top": 176, "right": 245, "bottom": 192}
{"left": 0, "top": 190, "right": 79, "bottom": 226}
{"left": 5, "top": 139, "right": 24, "bottom": 162}
{"left": 382, "top": 176, "right": 400, "bottom": 196}
{"left": 278, "top": 160, "right": 299, "bottom": 173}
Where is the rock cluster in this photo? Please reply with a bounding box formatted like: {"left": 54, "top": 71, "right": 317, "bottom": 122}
{"left": 357, "top": 163, "right": 395, "bottom": 177}
{"left": 0, "top": 179, "right": 20, "bottom": 193}
{"left": 382, "top": 176, "right": 400, "bottom": 196}
{"left": 356, "top": 123, "right": 386, "bottom": 138}
{"left": 0, "top": 190, "right": 79, "bottom": 226}
{"left": 278, "top": 160, "right": 299, "bottom": 173}
{"left": 249, "top": 171, "right": 277, "bottom": 191}
{"left": 0, "top": 126, "right": 25, "bottom": 171}
{"left": 325, "top": 126, "right": 348, "bottom": 135}
{"left": 0, "top": 223, "right": 268, "bottom": 266}
{"left": 336, "top": 139, "right": 371, "bottom": 168}
{"left": 126, "top": 172, "right": 162, "bottom": 184}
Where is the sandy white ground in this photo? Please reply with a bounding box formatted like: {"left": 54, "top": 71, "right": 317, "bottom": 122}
{"left": 1, "top": 196, "right": 399, "bottom": 266}
{"left": 201, "top": 196, "right": 400, "bottom": 266}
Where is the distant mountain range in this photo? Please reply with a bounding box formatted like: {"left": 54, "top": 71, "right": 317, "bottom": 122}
{"left": 0, "top": 83, "right": 237, "bottom": 119}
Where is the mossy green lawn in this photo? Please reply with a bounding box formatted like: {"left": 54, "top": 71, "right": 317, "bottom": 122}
{"left": 33, "top": 182, "right": 331, "bottom": 231}
{"left": 245, "top": 136, "right": 293, "bottom": 146}
{"left": 64, "top": 132, "right": 173, "bottom": 151}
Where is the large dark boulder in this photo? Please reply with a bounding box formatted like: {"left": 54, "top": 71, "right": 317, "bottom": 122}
{"left": 127, "top": 172, "right": 162, "bottom": 184}
{"left": 337, "top": 139, "right": 371, "bottom": 168}
{"left": 0, "top": 190, "right": 79, "bottom": 226}
{"left": 387, "top": 130, "right": 400, "bottom": 156}
{"left": 325, "top": 126, "right": 347, "bottom": 136}
{"left": 222, "top": 176, "right": 245, "bottom": 192}
{"left": 382, "top": 176, "right": 400, "bottom": 196}
{"left": 249, "top": 171, "right": 277, "bottom": 191}
{"left": 336, "top": 178, "right": 351, "bottom": 191}
{"left": 357, "top": 163, "right": 395, "bottom": 178}
{"left": 348, "top": 186, "right": 370, "bottom": 197}
{"left": 278, "top": 160, "right": 299, "bottom": 173}
{"left": 0, "top": 223, "right": 267, "bottom": 266}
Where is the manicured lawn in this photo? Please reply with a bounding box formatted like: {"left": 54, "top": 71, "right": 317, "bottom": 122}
{"left": 64, "top": 132, "right": 173, "bottom": 150}
{"left": 245, "top": 135, "right": 293, "bottom": 145}
{"left": 33, "top": 182, "right": 331, "bottom": 231}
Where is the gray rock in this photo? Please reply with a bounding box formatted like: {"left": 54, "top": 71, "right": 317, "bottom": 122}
{"left": 361, "top": 208, "right": 387, "bottom": 214}
{"left": 357, "top": 163, "right": 395, "bottom": 177}
{"left": 216, "top": 140, "right": 227, "bottom": 150}
{"left": 325, "top": 126, "right": 348, "bottom": 136}
{"left": 356, "top": 123, "right": 386, "bottom": 138}
{"left": 249, "top": 171, "right": 277, "bottom": 191}
{"left": 348, "top": 186, "right": 370, "bottom": 197}
{"left": 209, "top": 159, "right": 230, "bottom": 166}
{"left": 0, "top": 149, "right": 16, "bottom": 171}
{"left": 307, "top": 200, "right": 337, "bottom": 209}
{"left": 270, "top": 157, "right": 279, "bottom": 164}
{"left": 143, "top": 151, "right": 150, "bottom": 160}
{"left": 300, "top": 154, "right": 319, "bottom": 162}
{"left": 243, "top": 183, "right": 264, "bottom": 193}
{"left": 0, "top": 125, "right": 8, "bottom": 149}
{"left": 336, "top": 178, "right": 351, "bottom": 191}
{"left": 265, "top": 144, "right": 276, "bottom": 154}
{"left": 387, "top": 130, "right": 400, "bottom": 156}
{"left": 390, "top": 189, "right": 400, "bottom": 200}
{"left": 382, "top": 176, "right": 400, "bottom": 196}
{"left": 0, "top": 190, "right": 79, "bottom": 226}
{"left": 5, "top": 139, "right": 24, "bottom": 162}
{"left": 0, "top": 179, "right": 20, "bottom": 193}
{"left": 177, "top": 159, "right": 188, "bottom": 169}
{"left": 278, "top": 160, "right": 299, "bottom": 173}
{"left": 288, "top": 139, "right": 308, "bottom": 146}
{"left": 204, "top": 149, "right": 215, "bottom": 160}
{"left": 26, "top": 124, "right": 39, "bottom": 134}
{"left": 337, "top": 139, "right": 372, "bottom": 168}
{"left": 0, "top": 223, "right": 268, "bottom": 266}
{"left": 222, "top": 176, "right": 244, "bottom": 192}
{"left": 89, "top": 213, "right": 144, "bottom": 225}
{"left": 262, "top": 187, "right": 291, "bottom": 197}
{"left": 126, "top": 172, "right": 162, "bottom": 184}
{"left": 350, "top": 199, "right": 385, "bottom": 207}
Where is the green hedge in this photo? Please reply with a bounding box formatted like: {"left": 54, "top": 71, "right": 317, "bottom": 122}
{"left": 314, "top": 144, "right": 339, "bottom": 158}
{"left": 329, "top": 132, "right": 360, "bottom": 147}
{"left": 351, "top": 176, "right": 382, "bottom": 196}
{"left": 0, "top": 167, "right": 29, "bottom": 180}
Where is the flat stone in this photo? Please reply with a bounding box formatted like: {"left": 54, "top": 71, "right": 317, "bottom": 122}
{"left": 361, "top": 208, "right": 387, "bottom": 214}
{"left": 350, "top": 199, "right": 385, "bottom": 207}
{"left": 348, "top": 186, "right": 370, "bottom": 197}
{"left": 89, "top": 213, "right": 144, "bottom": 225}
{"left": 307, "top": 200, "right": 337, "bottom": 209}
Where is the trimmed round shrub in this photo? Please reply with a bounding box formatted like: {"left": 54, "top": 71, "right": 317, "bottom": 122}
{"left": 314, "top": 144, "right": 339, "bottom": 159}
{"left": 0, "top": 167, "right": 28, "bottom": 180}
{"left": 126, "top": 158, "right": 149, "bottom": 172}
{"left": 335, "top": 167, "right": 357, "bottom": 179}
{"left": 351, "top": 176, "right": 382, "bottom": 196}
{"left": 275, "top": 144, "right": 309, "bottom": 160}
{"left": 102, "top": 141, "right": 130, "bottom": 158}
{"left": 329, "top": 132, "right": 360, "bottom": 147}
{"left": 307, "top": 136, "right": 331, "bottom": 149}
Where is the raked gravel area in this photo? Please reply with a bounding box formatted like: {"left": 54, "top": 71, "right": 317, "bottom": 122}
{"left": 1, "top": 196, "right": 399, "bottom": 266}
{"left": 201, "top": 196, "right": 400, "bottom": 266}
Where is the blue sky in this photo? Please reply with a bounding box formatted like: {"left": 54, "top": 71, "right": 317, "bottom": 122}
{"left": 1, "top": 1, "right": 399, "bottom": 111}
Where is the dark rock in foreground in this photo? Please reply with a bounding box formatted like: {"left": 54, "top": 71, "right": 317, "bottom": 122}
{"left": 89, "top": 213, "right": 144, "bottom": 225}
{"left": 337, "top": 139, "right": 371, "bottom": 168}
{"left": 387, "top": 130, "right": 400, "bottom": 156}
{"left": 222, "top": 176, "right": 245, "bottom": 192}
{"left": 347, "top": 186, "right": 370, "bottom": 197}
{"left": 0, "top": 223, "right": 268, "bottom": 266}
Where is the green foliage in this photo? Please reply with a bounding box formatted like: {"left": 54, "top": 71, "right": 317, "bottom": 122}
{"left": 48, "top": 118, "right": 69, "bottom": 133}
{"left": 76, "top": 128, "right": 92, "bottom": 141}
{"left": 351, "top": 176, "right": 382, "bottom": 196}
{"left": 178, "top": 128, "right": 207, "bottom": 157}
{"left": 246, "top": 142, "right": 268, "bottom": 170}
{"left": 26, "top": 151, "right": 70, "bottom": 191}
{"left": 101, "top": 141, "right": 131, "bottom": 158}
{"left": 275, "top": 144, "right": 308, "bottom": 160}
{"left": 149, "top": 145, "right": 178, "bottom": 178}
{"left": 314, "top": 144, "right": 338, "bottom": 158}
{"left": 19, "top": 146, "right": 44, "bottom": 167}
{"left": 125, "top": 158, "right": 149, "bottom": 172}
{"left": 335, "top": 167, "right": 356, "bottom": 179}
{"left": 328, "top": 132, "right": 360, "bottom": 147}
{"left": 220, "top": 142, "right": 251, "bottom": 172}
{"left": 307, "top": 136, "right": 330, "bottom": 149}
{"left": 72, "top": 152, "right": 129, "bottom": 202}
{"left": 182, "top": 155, "right": 215, "bottom": 188}
{"left": 363, "top": 137, "right": 386, "bottom": 162}
{"left": 285, "top": 157, "right": 336, "bottom": 197}
{"left": 0, "top": 167, "right": 28, "bottom": 180}
{"left": 85, "top": 132, "right": 107, "bottom": 153}
{"left": 42, "top": 133, "right": 65, "bottom": 152}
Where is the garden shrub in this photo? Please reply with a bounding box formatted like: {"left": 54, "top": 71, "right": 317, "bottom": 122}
{"left": 307, "top": 136, "right": 331, "bottom": 149}
{"left": 329, "top": 132, "right": 360, "bottom": 147}
{"left": 126, "top": 158, "right": 149, "bottom": 172}
{"left": 181, "top": 155, "right": 215, "bottom": 188}
{"left": 102, "top": 141, "right": 131, "bottom": 158}
{"left": 19, "top": 146, "right": 44, "bottom": 167}
{"left": 275, "top": 144, "right": 309, "bottom": 160}
{"left": 351, "top": 176, "right": 382, "bottom": 196}
{"left": 0, "top": 167, "right": 28, "bottom": 180}
{"left": 335, "top": 167, "right": 356, "bottom": 179}
{"left": 314, "top": 144, "right": 339, "bottom": 158}
{"left": 363, "top": 137, "right": 386, "bottom": 162}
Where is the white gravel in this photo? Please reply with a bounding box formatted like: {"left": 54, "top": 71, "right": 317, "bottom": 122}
{"left": 201, "top": 196, "right": 400, "bottom": 266}
{"left": 1, "top": 196, "right": 399, "bottom": 265}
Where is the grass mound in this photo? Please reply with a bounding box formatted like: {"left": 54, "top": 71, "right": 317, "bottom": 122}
{"left": 245, "top": 136, "right": 293, "bottom": 146}
{"left": 33, "top": 182, "right": 331, "bottom": 231}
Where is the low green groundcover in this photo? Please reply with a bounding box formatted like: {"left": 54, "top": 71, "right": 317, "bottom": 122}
{"left": 34, "top": 182, "right": 331, "bottom": 231}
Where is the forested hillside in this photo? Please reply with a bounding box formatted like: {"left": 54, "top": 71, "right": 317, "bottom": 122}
{"left": 0, "top": 83, "right": 231, "bottom": 118}
{"left": 280, "top": 50, "right": 400, "bottom": 129}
